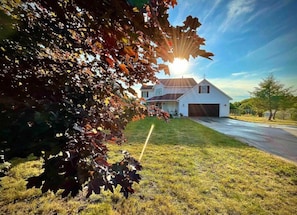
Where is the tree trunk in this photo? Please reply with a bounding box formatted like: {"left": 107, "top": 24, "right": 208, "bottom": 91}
{"left": 273, "top": 110, "right": 277, "bottom": 120}
{"left": 268, "top": 111, "right": 273, "bottom": 121}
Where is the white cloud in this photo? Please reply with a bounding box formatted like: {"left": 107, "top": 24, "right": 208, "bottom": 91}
{"left": 154, "top": 67, "right": 297, "bottom": 101}
{"left": 245, "top": 30, "right": 297, "bottom": 63}
{"left": 210, "top": 76, "right": 261, "bottom": 101}
{"left": 219, "top": 0, "right": 255, "bottom": 32}
{"left": 202, "top": 0, "right": 222, "bottom": 23}
{"left": 231, "top": 72, "right": 248, "bottom": 77}
{"left": 169, "top": 68, "right": 263, "bottom": 101}
{"left": 247, "top": 1, "right": 291, "bottom": 24}
{"left": 208, "top": 66, "right": 297, "bottom": 101}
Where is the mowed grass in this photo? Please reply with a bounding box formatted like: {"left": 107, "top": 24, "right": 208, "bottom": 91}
{"left": 230, "top": 114, "right": 297, "bottom": 126}
{"left": 1, "top": 117, "right": 297, "bottom": 214}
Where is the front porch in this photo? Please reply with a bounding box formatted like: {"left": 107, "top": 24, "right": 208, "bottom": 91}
{"left": 147, "top": 101, "right": 180, "bottom": 117}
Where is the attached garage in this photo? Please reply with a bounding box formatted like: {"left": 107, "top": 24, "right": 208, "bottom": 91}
{"left": 188, "top": 104, "right": 219, "bottom": 117}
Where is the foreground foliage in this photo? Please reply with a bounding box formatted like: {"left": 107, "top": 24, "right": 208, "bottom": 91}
{"left": 0, "top": 0, "right": 212, "bottom": 198}
{"left": 1, "top": 118, "right": 296, "bottom": 214}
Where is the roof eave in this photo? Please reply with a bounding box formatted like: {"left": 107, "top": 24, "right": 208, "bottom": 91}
{"left": 147, "top": 99, "right": 179, "bottom": 102}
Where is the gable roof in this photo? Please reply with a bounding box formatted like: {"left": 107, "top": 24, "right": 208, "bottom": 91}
{"left": 158, "top": 78, "right": 197, "bottom": 87}
{"left": 198, "top": 79, "right": 232, "bottom": 100}
{"left": 147, "top": 93, "right": 183, "bottom": 102}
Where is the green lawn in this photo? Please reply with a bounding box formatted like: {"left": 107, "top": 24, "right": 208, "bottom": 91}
{"left": 1, "top": 117, "right": 297, "bottom": 214}
{"left": 230, "top": 114, "right": 297, "bottom": 126}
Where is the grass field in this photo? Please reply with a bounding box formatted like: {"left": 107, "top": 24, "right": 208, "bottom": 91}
{"left": 230, "top": 115, "right": 297, "bottom": 126}
{"left": 1, "top": 117, "right": 297, "bottom": 214}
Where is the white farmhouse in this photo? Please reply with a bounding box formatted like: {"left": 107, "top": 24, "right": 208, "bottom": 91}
{"left": 140, "top": 78, "right": 232, "bottom": 117}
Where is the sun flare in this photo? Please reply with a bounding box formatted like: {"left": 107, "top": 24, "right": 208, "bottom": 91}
{"left": 168, "top": 58, "right": 189, "bottom": 76}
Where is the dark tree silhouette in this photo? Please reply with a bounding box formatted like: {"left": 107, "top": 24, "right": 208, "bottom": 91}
{"left": 0, "top": 0, "right": 213, "bottom": 198}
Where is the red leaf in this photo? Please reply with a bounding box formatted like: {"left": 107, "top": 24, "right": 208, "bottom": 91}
{"left": 158, "top": 64, "right": 170, "bottom": 75}
{"left": 119, "top": 64, "right": 129, "bottom": 75}
{"left": 105, "top": 57, "right": 115, "bottom": 68}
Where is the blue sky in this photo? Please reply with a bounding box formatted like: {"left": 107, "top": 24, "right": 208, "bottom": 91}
{"left": 154, "top": 0, "right": 297, "bottom": 102}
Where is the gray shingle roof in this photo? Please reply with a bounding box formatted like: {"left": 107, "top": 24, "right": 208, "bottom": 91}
{"left": 158, "top": 78, "right": 197, "bottom": 87}
{"left": 147, "top": 93, "right": 183, "bottom": 102}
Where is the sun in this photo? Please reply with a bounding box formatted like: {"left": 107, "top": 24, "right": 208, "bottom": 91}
{"left": 168, "top": 58, "right": 190, "bottom": 76}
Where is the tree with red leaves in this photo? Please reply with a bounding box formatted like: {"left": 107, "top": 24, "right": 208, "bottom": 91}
{"left": 0, "top": 0, "right": 213, "bottom": 198}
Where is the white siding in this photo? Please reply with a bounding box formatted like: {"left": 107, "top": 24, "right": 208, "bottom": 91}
{"left": 140, "top": 79, "right": 231, "bottom": 117}
{"left": 178, "top": 85, "right": 230, "bottom": 117}
{"left": 153, "top": 84, "right": 163, "bottom": 97}
{"left": 141, "top": 90, "right": 152, "bottom": 99}
{"left": 162, "top": 102, "right": 178, "bottom": 115}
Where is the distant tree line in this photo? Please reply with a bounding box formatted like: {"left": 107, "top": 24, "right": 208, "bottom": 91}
{"left": 230, "top": 74, "right": 297, "bottom": 121}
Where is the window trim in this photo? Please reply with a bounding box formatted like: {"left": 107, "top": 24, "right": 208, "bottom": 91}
{"left": 199, "top": 85, "right": 210, "bottom": 94}
{"left": 142, "top": 91, "right": 149, "bottom": 98}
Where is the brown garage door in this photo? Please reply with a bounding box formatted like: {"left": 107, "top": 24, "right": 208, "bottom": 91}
{"left": 188, "top": 104, "right": 219, "bottom": 117}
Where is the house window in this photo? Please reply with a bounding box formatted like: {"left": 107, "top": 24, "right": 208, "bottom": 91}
{"left": 142, "top": 91, "right": 149, "bottom": 98}
{"left": 199, "top": 85, "right": 210, "bottom": 94}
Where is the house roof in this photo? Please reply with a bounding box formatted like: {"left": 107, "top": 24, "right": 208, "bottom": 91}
{"left": 147, "top": 93, "right": 183, "bottom": 102}
{"left": 158, "top": 78, "right": 197, "bottom": 87}
{"left": 140, "top": 78, "right": 196, "bottom": 90}
{"left": 140, "top": 85, "right": 154, "bottom": 90}
{"left": 197, "top": 79, "right": 232, "bottom": 100}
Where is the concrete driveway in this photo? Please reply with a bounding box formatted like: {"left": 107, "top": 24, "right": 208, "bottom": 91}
{"left": 191, "top": 117, "right": 297, "bottom": 164}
